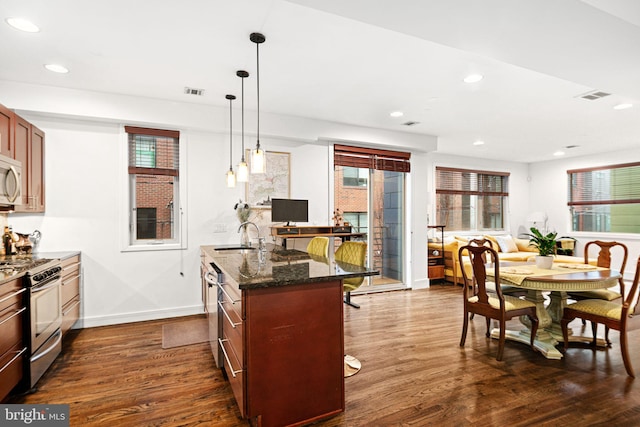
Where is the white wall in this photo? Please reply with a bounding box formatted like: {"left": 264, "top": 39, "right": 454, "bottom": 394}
{"left": 3, "top": 81, "right": 437, "bottom": 327}
{"left": 529, "top": 147, "right": 640, "bottom": 282}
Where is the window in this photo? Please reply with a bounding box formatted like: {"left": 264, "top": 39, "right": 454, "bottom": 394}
{"left": 568, "top": 162, "right": 640, "bottom": 233}
{"left": 126, "top": 126, "right": 180, "bottom": 246}
{"left": 435, "top": 167, "right": 509, "bottom": 231}
{"left": 343, "top": 167, "right": 368, "bottom": 187}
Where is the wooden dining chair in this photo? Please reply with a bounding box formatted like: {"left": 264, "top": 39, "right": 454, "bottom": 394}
{"left": 467, "top": 238, "right": 528, "bottom": 298}
{"left": 568, "top": 240, "right": 628, "bottom": 302}
{"left": 561, "top": 255, "right": 640, "bottom": 377}
{"left": 459, "top": 244, "right": 539, "bottom": 361}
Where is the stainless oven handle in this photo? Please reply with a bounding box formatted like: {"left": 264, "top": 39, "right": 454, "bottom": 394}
{"left": 31, "top": 330, "right": 62, "bottom": 363}
{"left": 0, "top": 287, "right": 26, "bottom": 304}
{"left": 218, "top": 338, "right": 242, "bottom": 377}
{"left": 32, "top": 279, "right": 62, "bottom": 293}
{"left": 0, "top": 347, "right": 27, "bottom": 374}
{"left": 0, "top": 307, "right": 26, "bottom": 327}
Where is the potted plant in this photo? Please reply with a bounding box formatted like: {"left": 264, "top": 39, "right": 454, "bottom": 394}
{"left": 527, "top": 227, "right": 557, "bottom": 269}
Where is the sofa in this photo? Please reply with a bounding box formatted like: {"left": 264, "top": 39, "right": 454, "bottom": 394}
{"left": 429, "top": 234, "right": 588, "bottom": 286}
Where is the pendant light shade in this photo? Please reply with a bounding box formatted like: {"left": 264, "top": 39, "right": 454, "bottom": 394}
{"left": 250, "top": 32, "right": 266, "bottom": 174}
{"left": 236, "top": 70, "right": 249, "bottom": 182}
{"left": 226, "top": 94, "right": 236, "bottom": 188}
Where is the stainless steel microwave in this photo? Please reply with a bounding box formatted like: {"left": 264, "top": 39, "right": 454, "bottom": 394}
{"left": 0, "top": 154, "right": 22, "bottom": 206}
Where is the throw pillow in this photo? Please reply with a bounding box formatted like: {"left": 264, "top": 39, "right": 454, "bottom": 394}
{"left": 495, "top": 235, "right": 518, "bottom": 253}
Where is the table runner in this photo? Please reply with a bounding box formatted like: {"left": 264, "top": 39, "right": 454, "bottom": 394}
{"left": 488, "top": 263, "right": 603, "bottom": 285}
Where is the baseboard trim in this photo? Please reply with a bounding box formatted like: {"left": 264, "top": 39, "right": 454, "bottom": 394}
{"left": 79, "top": 305, "right": 203, "bottom": 329}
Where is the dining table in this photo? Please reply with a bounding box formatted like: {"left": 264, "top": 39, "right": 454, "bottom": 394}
{"left": 486, "top": 261, "right": 621, "bottom": 360}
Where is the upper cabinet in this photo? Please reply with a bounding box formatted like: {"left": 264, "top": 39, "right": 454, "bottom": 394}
{"left": 0, "top": 104, "right": 14, "bottom": 157}
{"left": 13, "top": 113, "right": 45, "bottom": 213}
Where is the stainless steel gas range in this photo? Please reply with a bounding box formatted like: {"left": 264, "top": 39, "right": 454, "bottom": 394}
{"left": 0, "top": 256, "right": 63, "bottom": 390}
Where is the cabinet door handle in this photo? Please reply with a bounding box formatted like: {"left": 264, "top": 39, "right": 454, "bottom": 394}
{"left": 217, "top": 300, "right": 241, "bottom": 328}
{"left": 0, "top": 307, "right": 26, "bottom": 327}
{"left": 0, "top": 287, "right": 25, "bottom": 305}
{"left": 218, "top": 338, "right": 242, "bottom": 377}
{"left": 215, "top": 280, "right": 239, "bottom": 304}
{"left": 62, "top": 299, "right": 81, "bottom": 316}
{"left": 0, "top": 347, "right": 27, "bottom": 374}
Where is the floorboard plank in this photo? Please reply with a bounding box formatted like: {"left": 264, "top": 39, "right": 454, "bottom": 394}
{"left": 9, "top": 285, "right": 640, "bottom": 426}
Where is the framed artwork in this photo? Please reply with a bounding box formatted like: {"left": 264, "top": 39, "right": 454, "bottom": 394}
{"left": 245, "top": 150, "right": 290, "bottom": 207}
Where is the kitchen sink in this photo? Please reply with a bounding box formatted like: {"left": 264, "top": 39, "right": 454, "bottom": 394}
{"left": 213, "top": 244, "right": 257, "bottom": 251}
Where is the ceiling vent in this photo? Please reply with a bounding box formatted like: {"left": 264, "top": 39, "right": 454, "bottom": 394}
{"left": 402, "top": 121, "right": 420, "bottom": 126}
{"left": 184, "top": 87, "right": 205, "bottom": 96}
{"left": 577, "top": 90, "right": 610, "bottom": 101}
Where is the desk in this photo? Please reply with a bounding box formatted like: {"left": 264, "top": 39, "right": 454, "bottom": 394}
{"left": 488, "top": 263, "right": 621, "bottom": 360}
{"left": 271, "top": 225, "right": 365, "bottom": 252}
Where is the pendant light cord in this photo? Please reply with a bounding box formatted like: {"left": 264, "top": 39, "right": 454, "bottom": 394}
{"left": 241, "top": 74, "right": 245, "bottom": 160}
{"left": 256, "top": 40, "right": 260, "bottom": 150}
{"left": 229, "top": 97, "right": 233, "bottom": 167}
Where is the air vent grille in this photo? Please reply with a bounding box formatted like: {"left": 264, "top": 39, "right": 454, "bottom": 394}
{"left": 577, "top": 90, "right": 610, "bottom": 100}
{"left": 184, "top": 87, "right": 205, "bottom": 96}
{"left": 402, "top": 121, "right": 420, "bottom": 126}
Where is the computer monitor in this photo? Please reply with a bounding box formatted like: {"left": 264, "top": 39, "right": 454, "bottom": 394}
{"left": 271, "top": 198, "right": 308, "bottom": 226}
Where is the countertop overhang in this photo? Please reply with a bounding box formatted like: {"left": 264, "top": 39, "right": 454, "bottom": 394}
{"left": 202, "top": 243, "right": 378, "bottom": 290}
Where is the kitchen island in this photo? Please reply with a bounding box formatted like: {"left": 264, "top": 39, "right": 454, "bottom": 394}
{"left": 200, "top": 244, "right": 378, "bottom": 427}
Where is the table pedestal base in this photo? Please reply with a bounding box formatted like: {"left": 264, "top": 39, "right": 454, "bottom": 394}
{"left": 490, "top": 327, "right": 564, "bottom": 360}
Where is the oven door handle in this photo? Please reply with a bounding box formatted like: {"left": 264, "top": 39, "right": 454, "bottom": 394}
{"left": 32, "top": 279, "right": 61, "bottom": 293}
{"left": 31, "top": 329, "right": 62, "bottom": 362}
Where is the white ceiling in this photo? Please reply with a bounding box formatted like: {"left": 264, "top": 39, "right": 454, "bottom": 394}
{"left": 1, "top": 0, "right": 639, "bottom": 162}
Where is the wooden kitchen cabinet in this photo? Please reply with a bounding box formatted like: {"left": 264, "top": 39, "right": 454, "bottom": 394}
{"left": 0, "top": 104, "right": 14, "bottom": 157}
{"left": 0, "top": 277, "right": 27, "bottom": 402}
{"left": 212, "top": 257, "right": 344, "bottom": 427}
{"left": 60, "top": 254, "right": 81, "bottom": 335}
{"left": 13, "top": 114, "right": 45, "bottom": 212}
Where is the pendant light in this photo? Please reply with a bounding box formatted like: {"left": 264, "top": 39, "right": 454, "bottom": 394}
{"left": 250, "top": 32, "right": 266, "bottom": 174}
{"left": 225, "top": 94, "right": 236, "bottom": 188}
{"left": 236, "top": 70, "right": 249, "bottom": 182}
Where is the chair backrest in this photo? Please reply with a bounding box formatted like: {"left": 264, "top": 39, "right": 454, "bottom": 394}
{"left": 335, "top": 241, "right": 368, "bottom": 288}
{"left": 306, "top": 236, "right": 329, "bottom": 257}
{"left": 458, "top": 244, "right": 503, "bottom": 306}
{"left": 584, "top": 240, "right": 628, "bottom": 294}
{"left": 622, "top": 256, "right": 640, "bottom": 319}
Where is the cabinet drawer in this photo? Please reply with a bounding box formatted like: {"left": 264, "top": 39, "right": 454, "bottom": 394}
{"left": 0, "top": 280, "right": 24, "bottom": 313}
{"left": 61, "top": 297, "right": 80, "bottom": 335}
{"left": 61, "top": 256, "right": 80, "bottom": 280}
{"left": 220, "top": 331, "right": 245, "bottom": 417}
{"left": 219, "top": 295, "right": 243, "bottom": 357}
{"left": 428, "top": 265, "right": 445, "bottom": 279}
{"left": 0, "top": 342, "right": 26, "bottom": 401}
{"left": 0, "top": 302, "right": 25, "bottom": 356}
{"left": 61, "top": 273, "right": 80, "bottom": 306}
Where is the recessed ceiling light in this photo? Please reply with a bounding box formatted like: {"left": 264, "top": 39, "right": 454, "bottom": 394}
{"left": 390, "top": 111, "right": 404, "bottom": 118}
{"left": 613, "top": 103, "right": 633, "bottom": 110}
{"left": 463, "top": 74, "right": 483, "bottom": 83}
{"left": 44, "top": 64, "right": 69, "bottom": 74}
{"left": 6, "top": 17, "right": 40, "bottom": 33}
{"left": 473, "top": 140, "right": 485, "bottom": 146}
{"left": 553, "top": 151, "right": 565, "bottom": 156}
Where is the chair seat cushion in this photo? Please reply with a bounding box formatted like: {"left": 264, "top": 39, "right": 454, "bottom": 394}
{"left": 566, "top": 299, "right": 622, "bottom": 320}
{"left": 568, "top": 289, "right": 621, "bottom": 301}
{"left": 469, "top": 294, "right": 536, "bottom": 311}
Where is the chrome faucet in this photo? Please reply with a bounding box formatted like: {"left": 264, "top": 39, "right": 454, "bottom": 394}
{"left": 237, "top": 221, "right": 266, "bottom": 250}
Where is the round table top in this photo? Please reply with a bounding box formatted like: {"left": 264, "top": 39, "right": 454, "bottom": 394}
{"left": 502, "top": 268, "right": 621, "bottom": 291}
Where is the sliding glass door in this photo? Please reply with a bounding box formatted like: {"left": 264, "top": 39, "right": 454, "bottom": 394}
{"left": 334, "top": 145, "right": 409, "bottom": 291}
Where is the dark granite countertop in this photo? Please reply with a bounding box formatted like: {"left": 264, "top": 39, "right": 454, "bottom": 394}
{"left": 202, "top": 243, "right": 378, "bottom": 290}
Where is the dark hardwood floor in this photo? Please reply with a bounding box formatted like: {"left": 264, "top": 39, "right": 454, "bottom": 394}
{"left": 9, "top": 284, "right": 640, "bottom": 426}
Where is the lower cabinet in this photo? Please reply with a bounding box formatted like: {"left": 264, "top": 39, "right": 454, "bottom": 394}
{"left": 60, "top": 254, "right": 81, "bottom": 335}
{"left": 0, "top": 278, "right": 27, "bottom": 402}
{"left": 216, "top": 271, "right": 345, "bottom": 427}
